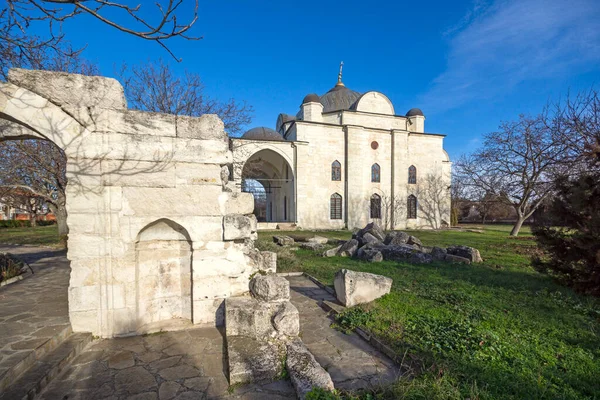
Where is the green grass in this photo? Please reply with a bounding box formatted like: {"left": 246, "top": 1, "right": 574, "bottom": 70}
{"left": 258, "top": 225, "right": 600, "bottom": 400}
{"left": 0, "top": 225, "right": 62, "bottom": 247}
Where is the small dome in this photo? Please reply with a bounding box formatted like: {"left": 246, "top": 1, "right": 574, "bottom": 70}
{"left": 319, "top": 83, "right": 361, "bottom": 113}
{"left": 302, "top": 93, "right": 320, "bottom": 104}
{"left": 242, "top": 127, "right": 285, "bottom": 141}
{"left": 406, "top": 108, "right": 424, "bottom": 117}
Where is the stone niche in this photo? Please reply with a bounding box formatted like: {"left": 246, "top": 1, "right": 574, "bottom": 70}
{"left": 0, "top": 69, "right": 273, "bottom": 338}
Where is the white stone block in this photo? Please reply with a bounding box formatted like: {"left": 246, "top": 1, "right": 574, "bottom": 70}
{"left": 176, "top": 114, "right": 226, "bottom": 140}
{"left": 219, "top": 192, "right": 254, "bottom": 215}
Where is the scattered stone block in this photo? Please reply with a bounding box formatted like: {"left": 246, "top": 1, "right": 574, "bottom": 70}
{"left": 409, "top": 252, "right": 433, "bottom": 264}
{"left": 225, "top": 297, "right": 275, "bottom": 339}
{"left": 323, "top": 245, "right": 342, "bottom": 257}
{"left": 357, "top": 249, "right": 383, "bottom": 263}
{"left": 273, "top": 302, "right": 300, "bottom": 337}
{"left": 227, "top": 336, "right": 285, "bottom": 385}
{"left": 380, "top": 245, "right": 415, "bottom": 261}
{"left": 273, "top": 235, "right": 295, "bottom": 246}
{"left": 357, "top": 222, "right": 385, "bottom": 241}
{"left": 300, "top": 242, "right": 324, "bottom": 251}
{"left": 361, "top": 232, "right": 381, "bottom": 246}
{"left": 307, "top": 236, "right": 328, "bottom": 245}
{"left": 387, "top": 231, "right": 410, "bottom": 246}
{"left": 407, "top": 235, "right": 422, "bottom": 247}
{"left": 260, "top": 251, "right": 277, "bottom": 273}
{"left": 337, "top": 239, "right": 359, "bottom": 257}
{"left": 430, "top": 246, "right": 447, "bottom": 261}
{"left": 334, "top": 269, "right": 392, "bottom": 307}
{"left": 249, "top": 275, "right": 290, "bottom": 302}
{"left": 286, "top": 339, "right": 334, "bottom": 400}
{"left": 447, "top": 245, "right": 482, "bottom": 263}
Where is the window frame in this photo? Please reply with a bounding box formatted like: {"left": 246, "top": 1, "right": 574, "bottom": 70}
{"left": 407, "top": 195, "right": 417, "bottom": 219}
{"left": 370, "top": 194, "right": 382, "bottom": 219}
{"left": 331, "top": 160, "right": 341, "bottom": 181}
{"left": 371, "top": 163, "right": 380, "bottom": 183}
{"left": 330, "top": 193, "right": 342, "bottom": 220}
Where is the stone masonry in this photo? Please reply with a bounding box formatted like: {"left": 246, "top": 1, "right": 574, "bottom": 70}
{"left": 0, "top": 69, "right": 275, "bottom": 338}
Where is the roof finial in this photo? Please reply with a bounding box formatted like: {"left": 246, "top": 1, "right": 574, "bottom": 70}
{"left": 337, "top": 61, "right": 344, "bottom": 86}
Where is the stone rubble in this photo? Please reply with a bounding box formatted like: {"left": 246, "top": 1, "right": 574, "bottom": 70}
{"left": 328, "top": 222, "right": 483, "bottom": 265}
{"left": 286, "top": 339, "right": 335, "bottom": 400}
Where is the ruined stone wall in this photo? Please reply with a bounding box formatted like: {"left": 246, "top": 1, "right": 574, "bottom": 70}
{"left": 0, "top": 69, "right": 272, "bottom": 338}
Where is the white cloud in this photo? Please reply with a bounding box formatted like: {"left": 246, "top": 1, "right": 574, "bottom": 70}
{"left": 420, "top": 0, "right": 600, "bottom": 113}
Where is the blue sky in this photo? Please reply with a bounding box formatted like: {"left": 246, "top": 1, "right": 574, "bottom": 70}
{"left": 23, "top": 0, "right": 600, "bottom": 160}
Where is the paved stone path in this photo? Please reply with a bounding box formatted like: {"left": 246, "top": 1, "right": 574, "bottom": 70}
{"left": 38, "top": 328, "right": 295, "bottom": 400}
{"left": 0, "top": 245, "right": 71, "bottom": 389}
{"left": 287, "top": 275, "right": 401, "bottom": 391}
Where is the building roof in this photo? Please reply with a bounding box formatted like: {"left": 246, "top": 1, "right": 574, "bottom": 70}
{"left": 319, "top": 83, "right": 362, "bottom": 113}
{"left": 242, "top": 126, "right": 286, "bottom": 141}
{"left": 406, "top": 108, "right": 424, "bottom": 117}
{"left": 302, "top": 93, "right": 320, "bottom": 104}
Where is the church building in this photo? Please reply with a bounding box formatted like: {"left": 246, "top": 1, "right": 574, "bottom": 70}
{"left": 230, "top": 66, "right": 451, "bottom": 230}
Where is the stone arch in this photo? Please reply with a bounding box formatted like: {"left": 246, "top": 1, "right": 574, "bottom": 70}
{"left": 0, "top": 82, "right": 90, "bottom": 153}
{"left": 241, "top": 148, "right": 295, "bottom": 223}
{"left": 135, "top": 219, "right": 193, "bottom": 334}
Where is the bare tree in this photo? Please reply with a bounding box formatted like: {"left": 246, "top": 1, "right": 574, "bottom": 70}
{"left": 415, "top": 173, "right": 451, "bottom": 230}
{"left": 2, "top": 1, "right": 199, "bottom": 62}
{"left": 0, "top": 139, "right": 68, "bottom": 233}
{"left": 456, "top": 113, "right": 576, "bottom": 236}
{"left": 118, "top": 60, "right": 253, "bottom": 135}
{"left": 377, "top": 191, "right": 405, "bottom": 231}
{"left": 0, "top": 188, "right": 47, "bottom": 227}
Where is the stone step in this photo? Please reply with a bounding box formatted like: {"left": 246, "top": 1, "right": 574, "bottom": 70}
{"left": 0, "top": 333, "right": 93, "bottom": 400}
{"left": 0, "top": 324, "right": 72, "bottom": 392}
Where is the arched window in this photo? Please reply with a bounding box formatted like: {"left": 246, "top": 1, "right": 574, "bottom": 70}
{"left": 408, "top": 165, "right": 417, "bottom": 184}
{"left": 330, "top": 193, "right": 342, "bottom": 219}
{"left": 371, "top": 163, "right": 380, "bottom": 183}
{"left": 370, "top": 194, "right": 382, "bottom": 219}
{"left": 331, "top": 161, "right": 341, "bottom": 181}
{"left": 407, "top": 195, "right": 417, "bottom": 219}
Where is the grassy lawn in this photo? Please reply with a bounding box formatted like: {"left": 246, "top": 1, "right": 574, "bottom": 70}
{"left": 0, "top": 225, "right": 62, "bottom": 247}
{"left": 258, "top": 225, "right": 600, "bottom": 400}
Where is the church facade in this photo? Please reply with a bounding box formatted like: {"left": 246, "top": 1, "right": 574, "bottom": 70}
{"left": 230, "top": 70, "right": 451, "bottom": 231}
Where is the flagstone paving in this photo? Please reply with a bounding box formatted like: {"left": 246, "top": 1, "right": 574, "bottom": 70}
{"left": 286, "top": 275, "right": 401, "bottom": 391}
{"left": 0, "top": 245, "right": 71, "bottom": 390}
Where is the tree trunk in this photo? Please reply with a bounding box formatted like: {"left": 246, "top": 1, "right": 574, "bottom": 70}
{"left": 49, "top": 202, "right": 69, "bottom": 237}
{"left": 510, "top": 217, "right": 525, "bottom": 236}
{"left": 30, "top": 214, "right": 37, "bottom": 227}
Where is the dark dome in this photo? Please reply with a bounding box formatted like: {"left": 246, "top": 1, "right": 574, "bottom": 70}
{"left": 242, "top": 127, "right": 285, "bottom": 141}
{"left": 319, "top": 83, "right": 361, "bottom": 113}
{"left": 302, "top": 93, "right": 320, "bottom": 104}
{"left": 406, "top": 108, "right": 424, "bottom": 117}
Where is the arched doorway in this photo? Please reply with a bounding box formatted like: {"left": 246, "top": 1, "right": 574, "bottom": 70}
{"left": 135, "top": 219, "right": 193, "bottom": 334}
{"left": 242, "top": 149, "right": 295, "bottom": 223}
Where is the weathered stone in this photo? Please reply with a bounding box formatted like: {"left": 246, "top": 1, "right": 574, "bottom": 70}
{"left": 260, "top": 251, "right": 277, "bottom": 273}
{"left": 225, "top": 297, "right": 275, "bottom": 339}
{"left": 158, "top": 365, "right": 200, "bottom": 381}
{"left": 307, "top": 236, "right": 328, "bottom": 245}
{"left": 176, "top": 114, "right": 226, "bottom": 140}
{"left": 223, "top": 214, "right": 253, "bottom": 241}
{"left": 409, "top": 252, "right": 433, "bottom": 264}
{"left": 431, "top": 246, "right": 447, "bottom": 261}
{"left": 357, "top": 222, "right": 385, "bottom": 241}
{"left": 337, "top": 239, "right": 359, "bottom": 257}
{"left": 444, "top": 254, "right": 471, "bottom": 264}
{"left": 300, "top": 242, "right": 324, "bottom": 251}
{"left": 323, "top": 245, "right": 342, "bottom": 257}
{"left": 407, "top": 235, "right": 422, "bottom": 247}
{"left": 361, "top": 232, "right": 381, "bottom": 246}
{"left": 273, "top": 302, "right": 300, "bottom": 337}
{"left": 107, "top": 351, "right": 135, "bottom": 369}
{"left": 384, "top": 231, "right": 410, "bottom": 246}
{"left": 447, "top": 245, "right": 483, "bottom": 263}
{"left": 227, "top": 336, "right": 285, "bottom": 385}
{"left": 286, "top": 339, "right": 334, "bottom": 400}
{"left": 159, "top": 381, "right": 181, "bottom": 400}
{"left": 273, "top": 235, "right": 295, "bottom": 246}
{"left": 249, "top": 275, "right": 290, "bottom": 302}
{"left": 357, "top": 249, "right": 383, "bottom": 263}
{"left": 8, "top": 68, "right": 127, "bottom": 109}
{"left": 380, "top": 244, "right": 415, "bottom": 261}
{"left": 334, "top": 269, "right": 392, "bottom": 307}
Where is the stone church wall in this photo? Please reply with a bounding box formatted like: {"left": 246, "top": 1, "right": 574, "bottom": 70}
{"left": 0, "top": 69, "right": 270, "bottom": 338}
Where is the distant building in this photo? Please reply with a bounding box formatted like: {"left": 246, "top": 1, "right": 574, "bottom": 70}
{"left": 230, "top": 66, "right": 451, "bottom": 230}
